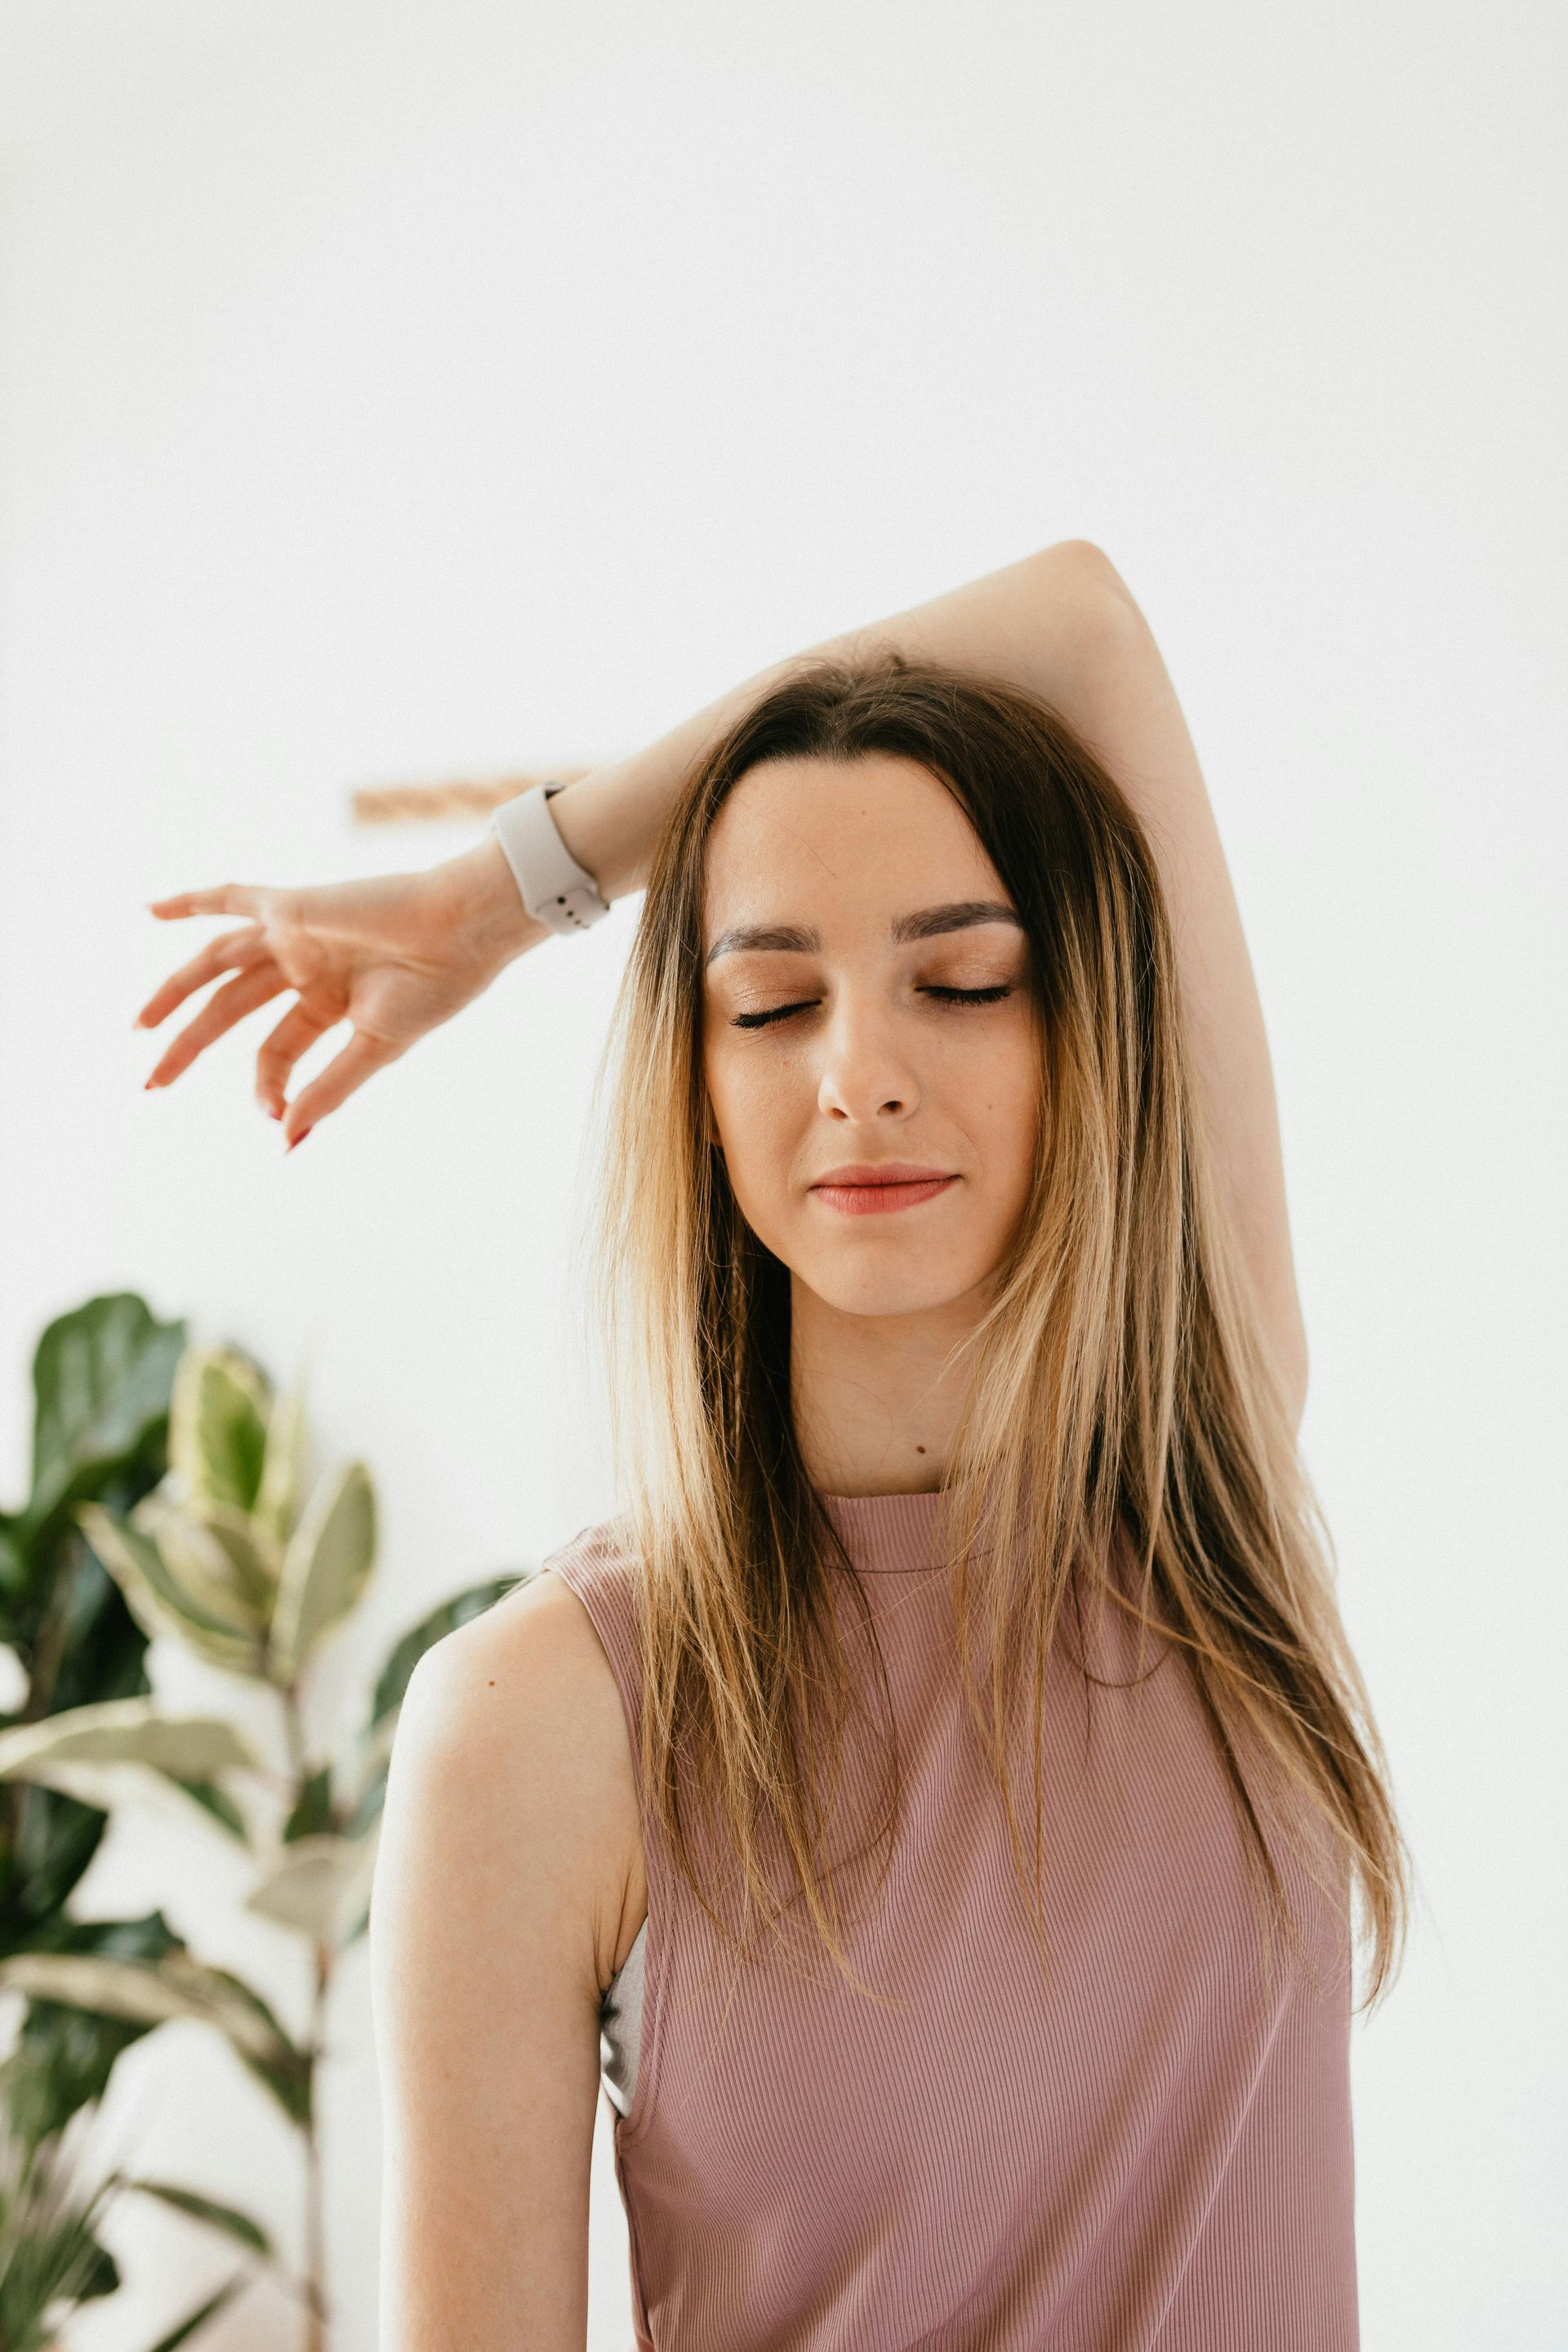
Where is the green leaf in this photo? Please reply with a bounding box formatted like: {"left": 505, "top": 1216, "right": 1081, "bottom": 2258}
{"left": 2, "top": 1780, "right": 115, "bottom": 1936}
{"left": 168, "top": 1497, "right": 281, "bottom": 1616}
{"left": 75, "top": 1503, "right": 264, "bottom": 1677}
{"left": 0, "top": 1517, "right": 26, "bottom": 1603}
{"left": 2, "top": 1706, "right": 252, "bottom": 1873}
{"left": 169, "top": 1957, "right": 314, "bottom": 2127}
{"left": 122, "top": 2177, "right": 272, "bottom": 2257}
{"left": 370, "top": 1573, "right": 529, "bottom": 1727}
{"left": 168, "top": 1348, "right": 271, "bottom": 1514}
{"left": 0, "top": 1949, "right": 311, "bottom": 2126}
{"left": 6, "top": 1367, "right": 171, "bottom": 1980}
{"left": 29, "top": 1294, "right": 187, "bottom": 1531}
{"left": 173, "top": 1776, "right": 251, "bottom": 1844}
{"left": 282, "top": 1763, "right": 335, "bottom": 1843}
{"left": 22, "top": 1514, "right": 154, "bottom": 1724}
{"left": 0, "top": 2158, "right": 121, "bottom": 2334}
{"left": 0, "top": 2110, "right": 122, "bottom": 2330}
{"left": 140, "top": 2271, "right": 248, "bottom": 2352}
{"left": 13, "top": 1907, "right": 182, "bottom": 1964}
{"left": 253, "top": 1370, "right": 310, "bottom": 1551}
{"left": 2, "top": 1994, "right": 134, "bottom": 2145}
{"left": 78, "top": 2234, "right": 123, "bottom": 2301}
{"left": 0, "top": 1697, "right": 261, "bottom": 1783}
{"left": 269, "top": 1462, "right": 376, "bottom": 1681}
{"left": 127, "top": 1496, "right": 270, "bottom": 1640}
{"left": 0, "top": 1913, "right": 182, "bottom": 2143}
{"left": 245, "top": 1824, "right": 379, "bottom": 1944}
{"left": 0, "top": 1761, "right": 246, "bottom": 1844}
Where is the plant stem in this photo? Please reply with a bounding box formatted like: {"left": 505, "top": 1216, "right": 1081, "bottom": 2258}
{"left": 279, "top": 1679, "right": 309, "bottom": 1784}
{"left": 277, "top": 1677, "right": 333, "bottom": 2352}
{"left": 301, "top": 1936, "right": 333, "bottom": 2352}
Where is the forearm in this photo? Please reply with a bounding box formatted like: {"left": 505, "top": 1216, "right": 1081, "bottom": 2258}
{"left": 473, "top": 541, "right": 1126, "bottom": 932}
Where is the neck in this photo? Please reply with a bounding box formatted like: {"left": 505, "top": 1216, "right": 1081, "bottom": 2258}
{"left": 788, "top": 1273, "right": 991, "bottom": 1497}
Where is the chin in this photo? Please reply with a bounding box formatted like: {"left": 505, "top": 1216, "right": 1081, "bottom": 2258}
{"left": 795, "top": 1252, "right": 985, "bottom": 1321}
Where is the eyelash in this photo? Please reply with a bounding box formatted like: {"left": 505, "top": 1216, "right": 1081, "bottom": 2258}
{"left": 730, "top": 984, "right": 1014, "bottom": 1031}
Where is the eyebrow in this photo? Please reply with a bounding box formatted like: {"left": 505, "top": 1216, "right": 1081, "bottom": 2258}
{"left": 704, "top": 899, "right": 1024, "bottom": 969}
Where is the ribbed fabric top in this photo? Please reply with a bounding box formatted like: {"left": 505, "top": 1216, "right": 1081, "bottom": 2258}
{"left": 547, "top": 1489, "right": 1356, "bottom": 2351}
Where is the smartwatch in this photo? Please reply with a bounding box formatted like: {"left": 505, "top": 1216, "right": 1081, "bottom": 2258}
{"left": 488, "top": 782, "right": 612, "bottom": 935}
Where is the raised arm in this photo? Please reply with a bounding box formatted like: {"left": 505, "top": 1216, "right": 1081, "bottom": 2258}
{"left": 136, "top": 539, "right": 1306, "bottom": 1421}
{"left": 519, "top": 541, "right": 1307, "bottom": 1423}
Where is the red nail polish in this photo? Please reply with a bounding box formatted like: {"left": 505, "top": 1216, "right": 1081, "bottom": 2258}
{"left": 287, "top": 1125, "right": 313, "bottom": 1152}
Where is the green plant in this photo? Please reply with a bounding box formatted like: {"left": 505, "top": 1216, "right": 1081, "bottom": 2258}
{"left": 0, "top": 2098, "right": 260, "bottom": 2352}
{"left": 0, "top": 2117, "right": 120, "bottom": 2352}
{"left": 0, "top": 1295, "right": 200, "bottom": 2172}
{"left": 0, "top": 1330, "right": 529, "bottom": 2350}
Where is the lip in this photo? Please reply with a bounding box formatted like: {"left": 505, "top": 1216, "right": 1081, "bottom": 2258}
{"left": 813, "top": 1162, "right": 956, "bottom": 1187}
{"left": 809, "top": 1162, "right": 960, "bottom": 1217}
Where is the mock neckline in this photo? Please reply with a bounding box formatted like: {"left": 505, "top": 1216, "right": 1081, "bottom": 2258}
{"left": 817, "top": 1486, "right": 947, "bottom": 1574}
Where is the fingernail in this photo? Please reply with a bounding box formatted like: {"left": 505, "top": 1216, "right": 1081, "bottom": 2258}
{"left": 286, "top": 1126, "right": 313, "bottom": 1152}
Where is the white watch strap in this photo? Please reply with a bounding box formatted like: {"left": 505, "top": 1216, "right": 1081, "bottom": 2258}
{"left": 488, "top": 783, "right": 610, "bottom": 934}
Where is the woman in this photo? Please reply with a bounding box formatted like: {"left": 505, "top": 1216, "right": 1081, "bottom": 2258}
{"left": 136, "top": 541, "right": 1410, "bottom": 2349}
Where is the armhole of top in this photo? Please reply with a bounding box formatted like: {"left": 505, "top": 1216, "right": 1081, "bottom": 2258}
{"left": 544, "top": 1541, "right": 669, "bottom": 2151}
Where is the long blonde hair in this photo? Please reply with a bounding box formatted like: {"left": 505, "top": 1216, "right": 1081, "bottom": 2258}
{"left": 577, "top": 653, "right": 1411, "bottom": 2016}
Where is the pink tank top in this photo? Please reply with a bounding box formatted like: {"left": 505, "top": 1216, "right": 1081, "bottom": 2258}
{"left": 547, "top": 1486, "right": 1357, "bottom": 2350}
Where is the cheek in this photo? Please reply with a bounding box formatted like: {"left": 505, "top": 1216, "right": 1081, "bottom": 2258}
{"left": 973, "top": 1036, "right": 1045, "bottom": 1195}
{"left": 702, "top": 1043, "right": 800, "bottom": 1192}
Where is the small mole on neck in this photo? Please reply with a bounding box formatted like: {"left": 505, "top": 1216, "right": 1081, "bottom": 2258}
{"left": 915, "top": 1446, "right": 926, "bottom": 1454}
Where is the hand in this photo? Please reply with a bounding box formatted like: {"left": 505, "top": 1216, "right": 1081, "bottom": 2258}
{"left": 133, "top": 840, "right": 546, "bottom": 1146}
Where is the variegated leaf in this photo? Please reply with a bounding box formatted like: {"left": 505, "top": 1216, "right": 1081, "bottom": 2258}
{"left": 0, "top": 1757, "right": 252, "bottom": 1838}
{"left": 75, "top": 1503, "right": 265, "bottom": 1676}
{"left": 244, "top": 1820, "right": 379, "bottom": 1942}
{"left": 268, "top": 1462, "right": 376, "bottom": 1682}
{"left": 0, "top": 1951, "right": 293, "bottom": 2070}
{"left": 143, "top": 1492, "right": 278, "bottom": 1622}
{"left": 253, "top": 1370, "right": 309, "bottom": 1551}
{"left": 130, "top": 1494, "right": 269, "bottom": 1634}
{"left": 0, "top": 1695, "right": 260, "bottom": 1780}
{"left": 168, "top": 1347, "right": 270, "bottom": 1514}
{"left": 0, "top": 1700, "right": 258, "bottom": 1843}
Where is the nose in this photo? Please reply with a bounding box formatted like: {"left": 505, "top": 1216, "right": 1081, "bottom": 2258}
{"left": 814, "top": 987, "right": 922, "bottom": 1122}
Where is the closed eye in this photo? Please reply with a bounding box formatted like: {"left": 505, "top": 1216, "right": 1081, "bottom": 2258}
{"left": 730, "top": 985, "right": 1014, "bottom": 1031}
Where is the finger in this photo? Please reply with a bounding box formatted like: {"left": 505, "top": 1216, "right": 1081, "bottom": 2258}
{"left": 134, "top": 925, "right": 267, "bottom": 1031}
{"left": 143, "top": 964, "right": 287, "bottom": 1089}
{"left": 278, "top": 1027, "right": 404, "bottom": 1147}
{"left": 145, "top": 883, "right": 265, "bottom": 920}
{"left": 254, "top": 1000, "right": 337, "bottom": 1120}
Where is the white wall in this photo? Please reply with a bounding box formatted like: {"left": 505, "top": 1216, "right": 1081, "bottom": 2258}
{"left": 1, "top": 4, "right": 1562, "bottom": 2346}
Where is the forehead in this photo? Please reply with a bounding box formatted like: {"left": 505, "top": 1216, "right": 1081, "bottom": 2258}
{"left": 702, "top": 751, "right": 1000, "bottom": 917}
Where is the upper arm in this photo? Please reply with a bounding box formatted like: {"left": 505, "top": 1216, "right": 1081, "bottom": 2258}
{"left": 370, "top": 1571, "right": 641, "bottom": 2352}
{"left": 1030, "top": 543, "right": 1310, "bottom": 1428}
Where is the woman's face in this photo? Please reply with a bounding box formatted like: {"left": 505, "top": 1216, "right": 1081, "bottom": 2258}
{"left": 700, "top": 752, "right": 1042, "bottom": 1322}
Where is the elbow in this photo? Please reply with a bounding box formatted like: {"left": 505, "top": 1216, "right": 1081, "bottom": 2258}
{"left": 1040, "top": 538, "right": 1138, "bottom": 613}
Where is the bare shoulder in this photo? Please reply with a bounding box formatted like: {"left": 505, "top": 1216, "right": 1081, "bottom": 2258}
{"left": 390, "top": 1566, "right": 646, "bottom": 1986}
